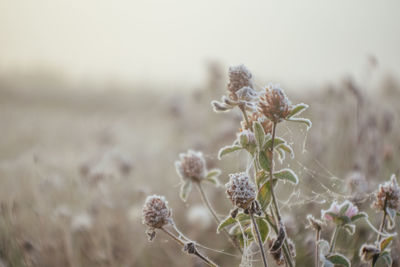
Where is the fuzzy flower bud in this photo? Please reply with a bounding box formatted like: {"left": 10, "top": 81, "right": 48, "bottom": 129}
{"left": 227, "top": 65, "right": 254, "bottom": 100}
{"left": 225, "top": 172, "right": 256, "bottom": 209}
{"left": 372, "top": 174, "right": 400, "bottom": 212}
{"left": 258, "top": 84, "right": 292, "bottom": 123}
{"left": 142, "top": 195, "right": 172, "bottom": 229}
{"left": 359, "top": 244, "right": 380, "bottom": 262}
{"left": 237, "top": 129, "right": 257, "bottom": 148}
{"left": 175, "top": 150, "right": 207, "bottom": 182}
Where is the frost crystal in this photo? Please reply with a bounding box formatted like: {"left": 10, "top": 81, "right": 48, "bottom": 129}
{"left": 225, "top": 172, "right": 256, "bottom": 209}
{"left": 142, "top": 195, "right": 172, "bottom": 229}
{"left": 175, "top": 150, "right": 207, "bottom": 182}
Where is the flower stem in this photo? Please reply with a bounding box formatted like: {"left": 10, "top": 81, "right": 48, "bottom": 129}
{"left": 315, "top": 229, "right": 321, "bottom": 267}
{"left": 250, "top": 212, "right": 269, "bottom": 267}
{"left": 329, "top": 226, "right": 340, "bottom": 253}
{"left": 239, "top": 104, "right": 250, "bottom": 129}
{"left": 161, "top": 227, "right": 219, "bottom": 267}
{"left": 268, "top": 122, "right": 295, "bottom": 267}
{"left": 196, "top": 182, "right": 243, "bottom": 253}
{"left": 376, "top": 198, "right": 387, "bottom": 242}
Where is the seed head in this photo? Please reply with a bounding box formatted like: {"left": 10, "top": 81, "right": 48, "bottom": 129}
{"left": 225, "top": 172, "right": 256, "bottom": 209}
{"left": 372, "top": 174, "right": 400, "bottom": 211}
{"left": 175, "top": 150, "right": 207, "bottom": 182}
{"left": 227, "top": 65, "right": 254, "bottom": 100}
{"left": 258, "top": 84, "right": 292, "bottom": 123}
{"left": 359, "top": 244, "right": 380, "bottom": 262}
{"left": 142, "top": 195, "right": 172, "bottom": 229}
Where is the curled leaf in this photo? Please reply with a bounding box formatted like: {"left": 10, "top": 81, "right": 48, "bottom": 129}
{"left": 218, "top": 145, "right": 242, "bottom": 159}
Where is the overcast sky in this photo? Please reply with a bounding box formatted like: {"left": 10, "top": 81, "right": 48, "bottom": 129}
{"left": 0, "top": 0, "right": 399, "bottom": 88}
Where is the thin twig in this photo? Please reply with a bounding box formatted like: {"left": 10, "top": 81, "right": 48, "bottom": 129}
{"left": 161, "top": 227, "right": 219, "bottom": 267}
{"left": 196, "top": 182, "right": 243, "bottom": 253}
{"left": 250, "top": 212, "right": 269, "bottom": 267}
{"left": 377, "top": 198, "right": 387, "bottom": 242}
{"left": 315, "top": 229, "right": 321, "bottom": 267}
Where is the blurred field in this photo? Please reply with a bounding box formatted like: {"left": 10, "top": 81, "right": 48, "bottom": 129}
{"left": 0, "top": 68, "right": 400, "bottom": 267}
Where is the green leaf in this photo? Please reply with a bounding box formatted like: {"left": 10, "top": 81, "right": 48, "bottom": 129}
{"left": 287, "top": 103, "right": 309, "bottom": 118}
{"left": 276, "top": 143, "right": 294, "bottom": 159}
{"left": 253, "top": 121, "right": 265, "bottom": 148}
{"left": 205, "top": 169, "right": 221, "bottom": 186}
{"left": 258, "top": 150, "right": 271, "bottom": 172}
{"left": 265, "top": 136, "right": 286, "bottom": 150}
{"left": 339, "top": 203, "right": 350, "bottom": 215}
{"left": 326, "top": 253, "right": 350, "bottom": 267}
{"left": 286, "top": 117, "right": 312, "bottom": 130}
{"left": 380, "top": 236, "right": 394, "bottom": 251}
{"left": 386, "top": 208, "right": 396, "bottom": 229}
{"left": 273, "top": 168, "right": 299, "bottom": 185}
{"left": 350, "top": 212, "right": 368, "bottom": 222}
{"left": 256, "top": 171, "right": 267, "bottom": 188}
{"left": 179, "top": 180, "right": 192, "bottom": 202}
{"left": 255, "top": 218, "right": 269, "bottom": 243}
{"left": 257, "top": 180, "right": 276, "bottom": 210}
{"left": 218, "top": 145, "right": 242, "bottom": 159}
{"left": 379, "top": 251, "right": 393, "bottom": 267}
{"left": 217, "top": 216, "right": 236, "bottom": 233}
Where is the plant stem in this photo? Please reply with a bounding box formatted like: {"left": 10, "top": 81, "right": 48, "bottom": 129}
{"left": 267, "top": 122, "right": 294, "bottom": 267}
{"left": 315, "top": 229, "right": 321, "bottom": 267}
{"left": 196, "top": 182, "right": 243, "bottom": 253}
{"left": 376, "top": 198, "right": 387, "bottom": 242}
{"left": 239, "top": 104, "right": 250, "bottom": 129}
{"left": 161, "top": 227, "right": 219, "bottom": 267}
{"left": 329, "top": 226, "right": 340, "bottom": 253}
{"left": 250, "top": 212, "right": 269, "bottom": 267}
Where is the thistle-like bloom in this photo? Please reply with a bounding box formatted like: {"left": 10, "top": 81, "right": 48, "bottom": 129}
{"left": 268, "top": 238, "right": 296, "bottom": 265}
{"left": 175, "top": 150, "right": 207, "bottom": 182}
{"left": 225, "top": 172, "right": 256, "bottom": 209}
{"left": 258, "top": 84, "right": 292, "bottom": 123}
{"left": 321, "top": 201, "right": 359, "bottom": 221}
{"left": 372, "top": 174, "right": 400, "bottom": 212}
{"left": 227, "top": 65, "right": 254, "bottom": 100}
{"left": 359, "top": 244, "right": 380, "bottom": 262}
{"left": 142, "top": 195, "right": 172, "bottom": 229}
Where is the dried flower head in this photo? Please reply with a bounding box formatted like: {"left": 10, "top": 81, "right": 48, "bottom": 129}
{"left": 227, "top": 64, "right": 254, "bottom": 100}
{"left": 142, "top": 195, "right": 172, "bottom": 229}
{"left": 372, "top": 174, "right": 400, "bottom": 211}
{"left": 359, "top": 244, "right": 380, "bottom": 262}
{"left": 175, "top": 150, "right": 207, "bottom": 182}
{"left": 268, "top": 238, "right": 296, "bottom": 265}
{"left": 258, "top": 84, "right": 292, "bottom": 123}
{"left": 225, "top": 172, "right": 256, "bottom": 209}
{"left": 306, "top": 214, "right": 324, "bottom": 231}
{"left": 321, "top": 201, "right": 359, "bottom": 222}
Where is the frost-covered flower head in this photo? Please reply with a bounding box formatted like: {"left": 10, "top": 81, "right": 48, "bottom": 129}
{"left": 237, "top": 129, "right": 257, "bottom": 148}
{"left": 227, "top": 64, "right": 254, "bottom": 100}
{"left": 258, "top": 84, "right": 292, "bottom": 123}
{"left": 142, "top": 195, "right": 172, "bottom": 229}
{"left": 175, "top": 150, "right": 207, "bottom": 182}
{"left": 372, "top": 174, "right": 400, "bottom": 212}
{"left": 321, "top": 201, "right": 359, "bottom": 223}
{"left": 241, "top": 113, "right": 273, "bottom": 135}
{"left": 225, "top": 172, "right": 256, "bottom": 209}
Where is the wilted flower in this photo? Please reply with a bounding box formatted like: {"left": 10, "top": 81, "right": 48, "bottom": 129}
{"left": 227, "top": 64, "right": 254, "bottom": 100}
{"left": 321, "top": 201, "right": 359, "bottom": 223}
{"left": 225, "top": 172, "right": 256, "bottom": 209}
{"left": 359, "top": 244, "right": 380, "bottom": 262}
{"left": 142, "top": 195, "right": 172, "bottom": 229}
{"left": 175, "top": 150, "right": 207, "bottom": 182}
{"left": 372, "top": 174, "right": 400, "bottom": 212}
{"left": 268, "top": 238, "right": 296, "bottom": 265}
{"left": 306, "top": 214, "right": 324, "bottom": 231}
{"left": 258, "top": 84, "right": 292, "bottom": 123}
